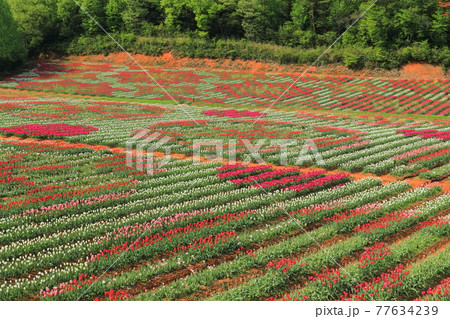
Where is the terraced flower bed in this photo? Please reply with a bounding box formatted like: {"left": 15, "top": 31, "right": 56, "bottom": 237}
{"left": 0, "top": 59, "right": 448, "bottom": 302}
{"left": 1, "top": 61, "right": 448, "bottom": 115}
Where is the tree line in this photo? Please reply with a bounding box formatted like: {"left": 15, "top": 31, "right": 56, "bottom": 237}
{"left": 1, "top": 0, "right": 449, "bottom": 71}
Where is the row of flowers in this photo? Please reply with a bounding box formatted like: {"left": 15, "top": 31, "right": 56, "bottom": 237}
{"left": 0, "top": 124, "right": 99, "bottom": 137}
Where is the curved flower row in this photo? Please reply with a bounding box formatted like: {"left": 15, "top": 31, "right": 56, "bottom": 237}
{"left": 216, "top": 165, "right": 272, "bottom": 179}
{"left": 252, "top": 170, "right": 326, "bottom": 189}
{"left": 0, "top": 124, "right": 99, "bottom": 137}
{"left": 201, "top": 109, "right": 267, "bottom": 118}
{"left": 229, "top": 168, "right": 300, "bottom": 185}
{"left": 286, "top": 173, "right": 350, "bottom": 192}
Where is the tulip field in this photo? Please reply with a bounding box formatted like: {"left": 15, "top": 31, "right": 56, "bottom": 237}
{"left": 0, "top": 60, "right": 449, "bottom": 301}
{"left": 1, "top": 61, "right": 449, "bottom": 115}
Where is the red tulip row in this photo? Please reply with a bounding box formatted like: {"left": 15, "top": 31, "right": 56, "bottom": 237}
{"left": 94, "top": 289, "right": 133, "bottom": 301}
{"left": 253, "top": 170, "right": 326, "bottom": 189}
{"left": 0, "top": 180, "right": 138, "bottom": 210}
{"left": 216, "top": 165, "right": 272, "bottom": 179}
{"left": 89, "top": 210, "right": 250, "bottom": 262}
{"left": 266, "top": 259, "right": 307, "bottom": 274}
{"left": 416, "top": 277, "right": 450, "bottom": 301}
{"left": 416, "top": 216, "right": 449, "bottom": 229}
{"left": 285, "top": 173, "right": 350, "bottom": 192}
{"left": 358, "top": 242, "right": 392, "bottom": 269}
{"left": 341, "top": 264, "right": 408, "bottom": 301}
{"left": 354, "top": 209, "right": 421, "bottom": 234}
{"left": 408, "top": 148, "right": 450, "bottom": 164}
{"left": 323, "top": 204, "right": 383, "bottom": 223}
{"left": 0, "top": 176, "right": 28, "bottom": 184}
{"left": 0, "top": 124, "right": 98, "bottom": 137}
{"left": 229, "top": 168, "right": 300, "bottom": 185}
{"left": 397, "top": 129, "right": 450, "bottom": 140}
{"left": 22, "top": 164, "right": 70, "bottom": 172}
{"left": 175, "top": 231, "right": 237, "bottom": 252}
{"left": 201, "top": 109, "right": 267, "bottom": 118}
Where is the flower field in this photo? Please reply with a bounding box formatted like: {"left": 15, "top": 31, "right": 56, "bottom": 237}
{"left": 1, "top": 61, "right": 449, "bottom": 115}
{"left": 0, "top": 59, "right": 449, "bottom": 301}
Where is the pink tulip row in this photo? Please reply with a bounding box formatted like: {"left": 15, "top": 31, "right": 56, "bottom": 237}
{"left": 216, "top": 165, "right": 272, "bottom": 179}
{"left": 291, "top": 201, "right": 346, "bottom": 217}
{"left": 0, "top": 124, "right": 99, "bottom": 137}
{"left": 201, "top": 109, "right": 267, "bottom": 118}
{"left": 99, "top": 209, "right": 216, "bottom": 243}
{"left": 392, "top": 145, "right": 437, "bottom": 160}
{"left": 332, "top": 140, "right": 371, "bottom": 151}
{"left": 252, "top": 170, "right": 326, "bottom": 189}
{"left": 229, "top": 168, "right": 300, "bottom": 185}
{"left": 216, "top": 163, "right": 245, "bottom": 172}
{"left": 13, "top": 190, "right": 135, "bottom": 218}
{"left": 40, "top": 274, "right": 100, "bottom": 299}
{"left": 286, "top": 173, "right": 350, "bottom": 192}
{"left": 174, "top": 231, "right": 237, "bottom": 251}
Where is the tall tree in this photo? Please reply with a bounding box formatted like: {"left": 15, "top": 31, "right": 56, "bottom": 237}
{"left": 7, "top": 0, "right": 58, "bottom": 53}
{"left": 189, "top": 0, "right": 225, "bottom": 36}
{"left": 56, "top": 0, "right": 82, "bottom": 39}
{"left": 106, "top": 0, "right": 126, "bottom": 32}
{"left": 238, "top": 0, "right": 290, "bottom": 42}
{"left": 122, "top": 0, "right": 163, "bottom": 34}
{"left": 0, "top": 0, "right": 26, "bottom": 70}
{"left": 209, "top": 0, "right": 243, "bottom": 38}
{"left": 160, "top": 0, "right": 197, "bottom": 32}
{"left": 80, "top": 0, "right": 107, "bottom": 35}
{"left": 430, "top": 6, "right": 450, "bottom": 46}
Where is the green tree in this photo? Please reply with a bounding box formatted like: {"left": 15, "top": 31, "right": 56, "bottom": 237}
{"left": 56, "top": 0, "right": 82, "bottom": 39}
{"left": 355, "top": 2, "right": 391, "bottom": 48}
{"left": 160, "top": 0, "right": 196, "bottom": 32}
{"left": 209, "top": 0, "right": 243, "bottom": 38}
{"left": 0, "top": 0, "right": 26, "bottom": 70}
{"left": 290, "top": 0, "right": 331, "bottom": 34}
{"left": 429, "top": 6, "right": 450, "bottom": 46}
{"left": 7, "top": 0, "right": 58, "bottom": 53}
{"left": 238, "top": 0, "right": 290, "bottom": 42}
{"left": 106, "top": 0, "right": 126, "bottom": 32}
{"left": 80, "top": 0, "right": 107, "bottom": 35}
{"left": 189, "top": 0, "right": 225, "bottom": 36}
{"left": 122, "top": 0, "right": 163, "bottom": 34}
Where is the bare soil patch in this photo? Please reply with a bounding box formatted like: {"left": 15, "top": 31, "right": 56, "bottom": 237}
{"left": 62, "top": 53, "right": 448, "bottom": 79}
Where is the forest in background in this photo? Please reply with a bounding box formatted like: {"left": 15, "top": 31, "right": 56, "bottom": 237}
{"left": 0, "top": 0, "right": 449, "bottom": 71}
